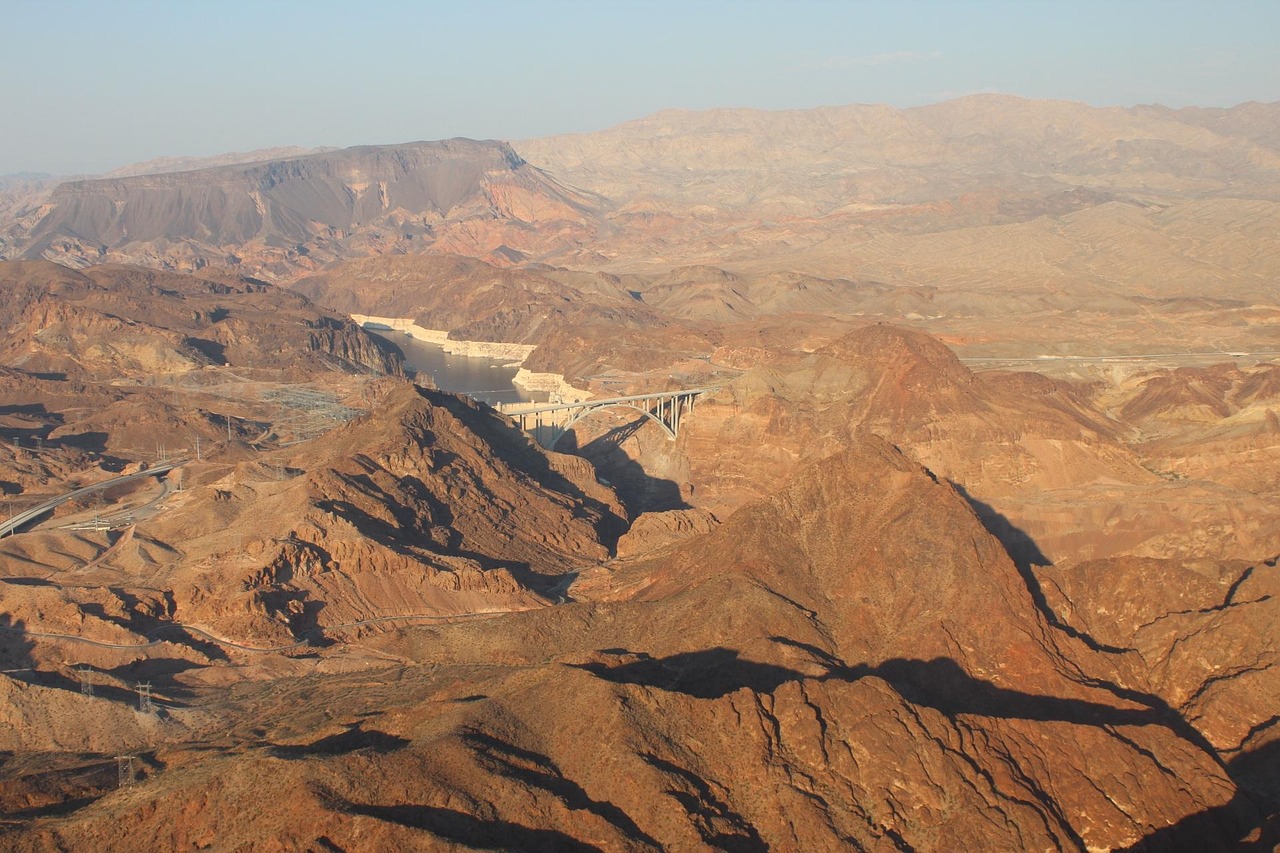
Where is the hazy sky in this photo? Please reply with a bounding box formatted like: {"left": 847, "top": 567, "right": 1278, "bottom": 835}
{"left": 3, "top": 0, "right": 1278, "bottom": 175}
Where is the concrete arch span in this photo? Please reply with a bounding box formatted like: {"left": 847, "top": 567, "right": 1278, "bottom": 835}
{"left": 552, "top": 402, "right": 677, "bottom": 448}
{"left": 502, "top": 387, "right": 718, "bottom": 450}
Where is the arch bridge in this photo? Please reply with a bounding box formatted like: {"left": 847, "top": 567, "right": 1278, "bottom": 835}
{"left": 503, "top": 387, "right": 718, "bottom": 450}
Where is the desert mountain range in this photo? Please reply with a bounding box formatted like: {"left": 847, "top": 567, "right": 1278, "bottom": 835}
{"left": 7, "top": 96, "right": 1280, "bottom": 285}
{"left": 2, "top": 95, "right": 1279, "bottom": 849}
{"left": 6, "top": 95, "right": 1278, "bottom": 370}
{"left": 2, "top": 139, "right": 600, "bottom": 280}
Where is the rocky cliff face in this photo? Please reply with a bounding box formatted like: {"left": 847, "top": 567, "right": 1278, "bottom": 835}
{"left": 13, "top": 140, "right": 602, "bottom": 281}
{"left": 54, "top": 382, "right": 628, "bottom": 644}
{"left": 2, "top": 97, "right": 1279, "bottom": 848}
{"left": 1038, "top": 555, "right": 1280, "bottom": 755}
{"left": 2, "top": 318, "right": 1276, "bottom": 848}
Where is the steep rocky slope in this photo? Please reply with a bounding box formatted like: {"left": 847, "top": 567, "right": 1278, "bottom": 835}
{"left": 3, "top": 440, "right": 1260, "bottom": 850}
{"left": 1, "top": 94, "right": 1278, "bottom": 848}
{"left": 2, "top": 313, "right": 1276, "bottom": 848}
{"left": 1037, "top": 555, "right": 1280, "bottom": 755}
{"left": 0, "top": 259, "right": 411, "bottom": 516}
{"left": 0, "top": 381, "right": 625, "bottom": 649}
{"left": 1099, "top": 363, "right": 1280, "bottom": 494}
{"left": 677, "top": 324, "right": 1280, "bottom": 564}
{"left": 11, "top": 140, "right": 602, "bottom": 281}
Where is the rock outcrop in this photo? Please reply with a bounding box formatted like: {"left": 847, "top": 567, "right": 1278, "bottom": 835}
{"left": 613, "top": 507, "right": 718, "bottom": 558}
{"left": 0, "top": 260, "right": 402, "bottom": 380}
{"left": 0, "top": 381, "right": 628, "bottom": 648}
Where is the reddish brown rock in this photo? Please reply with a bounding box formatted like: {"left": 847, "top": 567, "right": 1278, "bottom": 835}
{"left": 677, "top": 324, "right": 1280, "bottom": 565}
{"left": 2, "top": 438, "right": 1249, "bottom": 850}
{"left": 613, "top": 507, "right": 718, "bottom": 558}
{"left": 1038, "top": 555, "right": 1280, "bottom": 755}
{"left": 0, "top": 260, "right": 401, "bottom": 380}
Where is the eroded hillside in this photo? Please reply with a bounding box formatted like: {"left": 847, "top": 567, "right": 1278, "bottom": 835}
{"left": 0, "top": 258, "right": 1276, "bottom": 849}
{"left": 2, "top": 94, "right": 1279, "bottom": 850}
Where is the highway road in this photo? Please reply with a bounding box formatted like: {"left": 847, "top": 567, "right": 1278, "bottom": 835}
{"left": 0, "top": 461, "right": 182, "bottom": 538}
{"left": 959, "top": 350, "right": 1280, "bottom": 366}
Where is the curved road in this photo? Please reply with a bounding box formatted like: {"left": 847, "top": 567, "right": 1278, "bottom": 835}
{"left": 0, "top": 462, "right": 181, "bottom": 538}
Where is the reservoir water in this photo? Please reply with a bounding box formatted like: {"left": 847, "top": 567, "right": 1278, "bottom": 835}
{"left": 367, "top": 329, "right": 549, "bottom": 406}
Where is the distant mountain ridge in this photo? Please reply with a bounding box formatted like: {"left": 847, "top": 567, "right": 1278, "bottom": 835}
{"left": 9, "top": 139, "right": 602, "bottom": 281}
{"left": 3, "top": 95, "right": 1279, "bottom": 283}
{"left": 511, "top": 94, "right": 1280, "bottom": 280}
{"left": 102, "top": 145, "right": 337, "bottom": 178}
{"left": 518, "top": 95, "right": 1280, "bottom": 212}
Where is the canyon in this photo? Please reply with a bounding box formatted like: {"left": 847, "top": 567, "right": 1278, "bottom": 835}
{"left": 1, "top": 96, "right": 1278, "bottom": 850}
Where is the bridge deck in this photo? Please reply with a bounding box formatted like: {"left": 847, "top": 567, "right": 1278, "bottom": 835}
{"left": 506, "top": 387, "right": 719, "bottom": 416}
{"left": 502, "top": 386, "right": 720, "bottom": 450}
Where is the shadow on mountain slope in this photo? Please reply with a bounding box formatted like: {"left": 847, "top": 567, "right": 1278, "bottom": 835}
{"left": 951, "top": 481, "right": 1132, "bottom": 655}
{"left": 573, "top": 417, "right": 690, "bottom": 516}
{"left": 333, "top": 801, "right": 604, "bottom": 853}
{"left": 425, "top": 389, "right": 629, "bottom": 546}
{"left": 574, "top": 646, "right": 1212, "bottom": 748}
{"left": 1119, "top": 739, "right": 1280, "bottom": 851}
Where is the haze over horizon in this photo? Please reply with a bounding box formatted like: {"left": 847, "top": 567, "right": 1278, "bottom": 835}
{"left": 5, "top": 1, "right": 1280, "bottom": 849}
{"left": 3, "top": 0, "right": 1278, "bottom": 176}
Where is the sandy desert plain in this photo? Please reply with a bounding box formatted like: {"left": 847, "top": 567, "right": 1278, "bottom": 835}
{"left": 0, "top": 95, "right": 1279, "bottom": 850}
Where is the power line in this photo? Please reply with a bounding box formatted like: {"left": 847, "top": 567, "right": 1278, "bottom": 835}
{"left": 116, "top": 755, "right": 135, "bottom": 788}
{"left": 136, "top": 681, "right": 154, "bottom": 714}
{"left": 78, "top": 665, "right": 93, "bottom": 696}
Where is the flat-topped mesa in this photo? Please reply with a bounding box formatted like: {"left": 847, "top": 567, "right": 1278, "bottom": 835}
{"left": 19, "top": 140, "right": 603, "bottom": 280}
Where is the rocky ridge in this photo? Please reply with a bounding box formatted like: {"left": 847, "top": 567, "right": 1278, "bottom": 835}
{"left": 0, "top": 95, "right": 1278, "bottom": 848}
{"left": 9, "top": 140, "right": 601, "bottom": 281}
{"left": 3, "top": 436, "right": 1263, "bottom": 850}
{"left": 0, "top": 260, "right": 401, "bottom": 381}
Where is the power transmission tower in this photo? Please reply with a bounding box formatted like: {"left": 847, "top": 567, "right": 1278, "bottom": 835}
{"left": 116, "top": 755, "right": 135, "bottom": 788}
{"left": 136, "top": 681, "right": 154, "bottom": 714}
{"left": 78, "top": 665, "right": 93, "bottom": 696}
